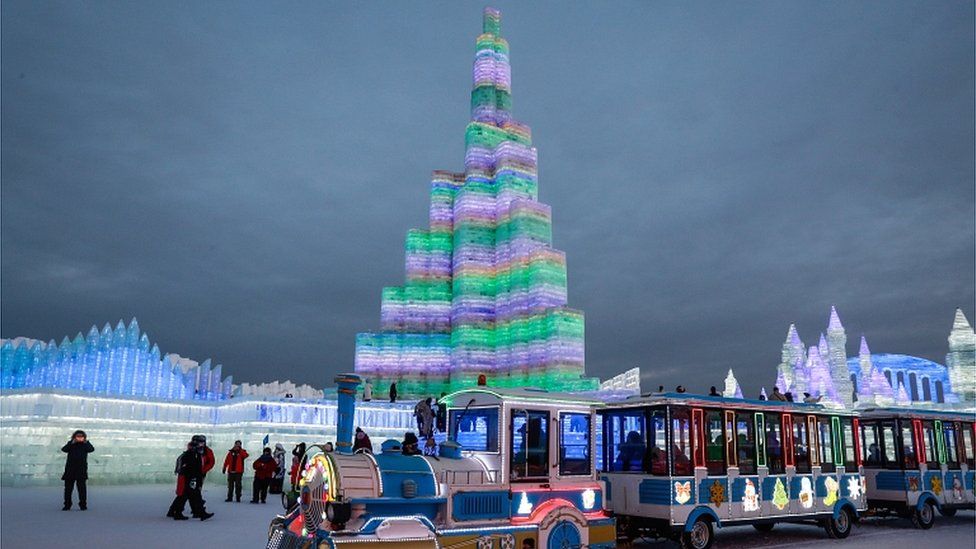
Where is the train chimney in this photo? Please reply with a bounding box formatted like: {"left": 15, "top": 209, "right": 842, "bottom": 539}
{"left": 334, "top": 373, "right": 362, "bottom": 455}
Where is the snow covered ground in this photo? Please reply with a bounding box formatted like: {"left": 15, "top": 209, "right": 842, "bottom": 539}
{"left": 1, "top": 484, "right": 973, "bottom": 548}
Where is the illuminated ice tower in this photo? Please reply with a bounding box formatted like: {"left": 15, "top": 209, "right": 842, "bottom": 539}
{"left": 355, "top": 9, "right": 598, "bottom": 398}
{"left": 946, "top": 308, "right": 975, "bottom": 404}
{"left": 826, "top": 307, "right": 854, "bottom": 407}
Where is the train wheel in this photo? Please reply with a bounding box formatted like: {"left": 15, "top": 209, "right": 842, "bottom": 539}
{"left": 825, "top": 507, "right": 853, "bottom": 539}
{"left": 752, "top": 522, "right": 775, "bottom": 532}
{"left": 938, "top": 506, "right": 956, "bottom": 517}
{"left": 911, "top": 502, "right": 935, "bottom": 529}
{"left": 679, "top": 518, "right": 714, "bottom": 549}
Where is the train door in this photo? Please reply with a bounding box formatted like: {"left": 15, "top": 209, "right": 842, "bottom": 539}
{"left": 941, "top": 421, "right": 967, "bottom": 506}
{"left": 695, "top": 408, "right": 731, "bottom": 520}
{"left": 729, "top": 410, "right": 762, "bottom": 521}
{"left": 814, "top": 416, "right": 841, "bottom": 513}
{"left": 759, "top": 412, "right": 791, "bottom": 517}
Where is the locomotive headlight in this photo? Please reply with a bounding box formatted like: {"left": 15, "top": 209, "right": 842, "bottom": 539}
{"left": 582, "top": 489, "right": 596, "bottom": 510}
{"left": 326, "top": 501, "right": 352, "bottom": 526}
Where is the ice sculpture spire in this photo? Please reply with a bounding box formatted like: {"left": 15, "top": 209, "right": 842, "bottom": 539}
{"left": 723, "top": 369, "right": 743, "bottom": 398}
{"left": 777, "top": 324, "right": 805, "bottom": 390}
{"left": 354, "top": 9, "right": 597, "bottom": 398}
{"left": 828, "top": 306, "right": 843, "bottom": 331}
{"left": 826, "top": 306, "right": 854, "bottom": 407}
{"left": 946, "top": 308, "right": 975, "bottom": 404}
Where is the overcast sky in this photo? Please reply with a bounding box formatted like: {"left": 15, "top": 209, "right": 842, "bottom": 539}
{"left": 2, "top": 1, "right": 973, "bottom": 396}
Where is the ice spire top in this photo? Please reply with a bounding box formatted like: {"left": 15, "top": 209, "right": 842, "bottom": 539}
{"left": 483, "top": 7, "right": 502, "bottom": 35}
{"left": 828, "top": 306, "right": 843, "bottom": 331}
{"left": 471, "top": 8, "right": 512, "bottom": 125}
{"left": 953, "top": 308, "right": 972, "bottom": 331}
{"left": 787, "top": 324, "right": 802, "bottom": 345}
{"left": 859, "top": 335, "right": 870, "bottom": 356}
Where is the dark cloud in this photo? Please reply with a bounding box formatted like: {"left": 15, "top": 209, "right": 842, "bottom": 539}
{"left": 2, "top": 1, "right": 973, "bottom": 396}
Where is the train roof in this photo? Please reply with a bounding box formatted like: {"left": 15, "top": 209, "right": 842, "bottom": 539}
{"left": 441, "top": 386, "right": 604, "bottom": 407}
{"left": 857, "top": 407, "right": 976, "bottom": 421}
{"left": 603, "top": 392, "right": 856, "bottom": 415}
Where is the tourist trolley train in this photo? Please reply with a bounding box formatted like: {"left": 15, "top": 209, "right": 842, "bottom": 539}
{"left": 597, "top": 394, "right": 867, "bottom": 548}
{"left": 267, "top": 377, "right": 615, "bottom": 549}
{"left": 857, "top": 407, "right": 975, "bottom": 528}
{"left": 268, "top": 376, "right": 973, "bottom": 549}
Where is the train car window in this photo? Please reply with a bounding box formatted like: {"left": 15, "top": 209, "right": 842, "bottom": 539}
{"left": 510, "top": 410, "right": 549, "bottom": 480}
{"left": 841, "top": 418, "right": 857, "bottom": 469}
{"left": 646, "top": 409, "right": 668, "bottom": 476}
{"left": 819, "top": 418, "right": 835, "bottom": 473}
{"left": 735, "top": 412, "right": 757, "bottom": 474}
{"left": 724, "top": 411, "right": 738, "bottom": 469}
{"left": 921, "top": 421, "right": 939, "bottom": 469}
{"left": 860, "top": 422, "right": 882, "bottom": 467}
{"left": 604, "top": 410, "right": 645, "bottom": 472}
{"left": 900, "top": 421, "right": 918, "bottom": 469}
{"left": 671, "top": 407, "right": 694, "bottom": 476}
{"left": 705, "top": 410, "right": 725, "bottom": 475}
{"left": 961, "top": 424, "right": 975, "bottom": 468}
{"left": 880, "top": 421, "right": 899, "bottom": 470}
{"left": 806, "top": 416, "right": 820, "bottom": 467}
{"left": 559, "top": 413, "right": 591, "bottom": 476}
{"left": 764, "top": 413, "right": 784, "bottom": 474}
{"left": 793, "top": 417, "right": 811, "bottom": 473}
{"left": 450, "top": 407, "right": 500, "bottom": 452}
{"left": 934, "top": 420, "right": 947, "bottom": 464}
{"left": 943, "top": 422, "right": 959, "bottom": 470}
{"left": 754, "top": 413, "right": 767, "bottom": 469}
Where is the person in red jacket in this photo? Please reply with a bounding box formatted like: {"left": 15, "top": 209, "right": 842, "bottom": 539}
{"left": 222, "top": 440, "right": 249, "bottom": 502}
{"left": 251, "top": 447, "right": 276, "bottom": 504}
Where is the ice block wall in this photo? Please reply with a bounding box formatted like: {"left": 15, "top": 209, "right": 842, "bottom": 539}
{"left": 0, "top": 389, "right": 416, "bottom": 486}
{"left": 355, "top": 8, "right": 598, "bottom": 398}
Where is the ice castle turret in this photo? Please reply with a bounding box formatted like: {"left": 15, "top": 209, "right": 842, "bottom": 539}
{"left": 826, "top": 307, "right": 854, "bottom": 407}
{"left": 723, "top": 369, "right": 743, "bottom": 398}
{"left": 0, "top": 318, "right": 231, "bottom": 401}
{"left": 776, "top": 324, "right": 805, "bottom": 390}
{"left": 946, "top": 308, "right": 975, "bottom": 404}
{"left": 354, "top": 8, "right": 598, "bottom": 398}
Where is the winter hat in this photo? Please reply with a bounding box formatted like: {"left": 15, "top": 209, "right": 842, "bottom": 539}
{"left": 72, "top": 430, "right": 87, "bottom": 438}
{"left": 403, "top": 432, "right": 419, "bottom": 445}
{"left": 275, "top": 443, "right": 284, "bottom": 450}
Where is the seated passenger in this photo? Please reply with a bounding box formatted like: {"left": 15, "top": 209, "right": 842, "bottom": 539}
{"left": 614, "top": 431, "right": 645, "bottom": 471}
{"left": 672, "top": 443, "right": 693, "bottom": 475}
{"left": 643, "top": 445, "right": 666, "bottom": 474}
{"left": 867, "top": 443, "right": 880, "bottom": 465}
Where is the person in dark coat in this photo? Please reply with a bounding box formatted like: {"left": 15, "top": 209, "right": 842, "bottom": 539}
{"left": 222, "top": 440, "right": 249, "bottom": 502}
{"left": 61, "top": 430, "right": 94, "bottom": 510}
{"left": 290, "top": 442, "right": 307, "bottom": 489}
{"left": 251, "top": 447, "right": 276, "bottom": 503}
{"left": 401, "top": 432, "right": 421, "bottom": 456}
{"left": 167, "top": 442, "right": 193, "bottom": 518}
{"left": 389, "top": 382, "right": 398, "bottom": 403}
{"left": 169, "top": 439, "right": 213, "bottom": 521}
{"left": 353, "top": 427, "right": 373, "bottom": 454}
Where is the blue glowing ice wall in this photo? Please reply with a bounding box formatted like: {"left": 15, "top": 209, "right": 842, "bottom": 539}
{"left": 0, "top": 319, "right": 232, "bottom": 401}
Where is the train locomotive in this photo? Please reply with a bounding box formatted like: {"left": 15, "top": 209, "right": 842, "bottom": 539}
{"left": 267, "top": 375, "right": 615, "bottom": 549}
